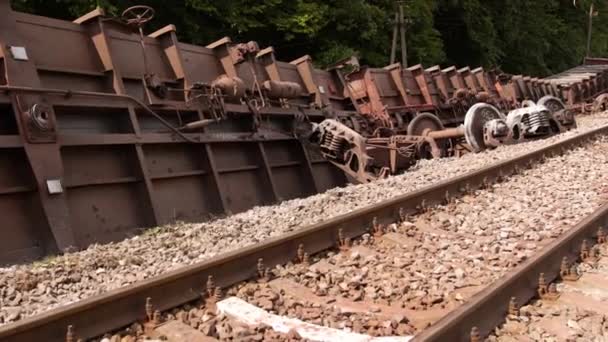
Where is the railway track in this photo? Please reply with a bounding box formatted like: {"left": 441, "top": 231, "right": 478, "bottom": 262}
{"left": 489, "top": 251, "right": 608, "bottom": 341}
{"left": 2, "top": 119, "right": 608, "bottom": 341}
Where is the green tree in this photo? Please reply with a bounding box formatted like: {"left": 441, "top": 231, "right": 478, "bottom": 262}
{"left": 9, "top": 0, "right": 608, "bottom": 76}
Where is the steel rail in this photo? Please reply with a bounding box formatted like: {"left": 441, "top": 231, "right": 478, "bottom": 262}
{"left": 1, "top": 124, "right": 607, "bottom": 342}
{"left": 413, "top": 189, "right": 608, "bottom": 341}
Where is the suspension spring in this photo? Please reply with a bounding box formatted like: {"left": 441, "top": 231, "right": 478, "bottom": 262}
{"left": 527, "top": 111, "right": 550, "bottom": 131}
{"left": 328, "top": 133, "right": 344, "bottom": 152}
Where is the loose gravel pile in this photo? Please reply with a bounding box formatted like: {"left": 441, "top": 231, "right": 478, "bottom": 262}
{"left": 1, "top": 113, "right": 608, "bottom": 325}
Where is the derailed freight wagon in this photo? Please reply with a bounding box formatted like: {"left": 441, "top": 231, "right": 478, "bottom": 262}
{"left": 0, "top": 2, "right": 606, "bottom": 264}
{"left": 0, "top": 4, "right": 353, "bottom": 263}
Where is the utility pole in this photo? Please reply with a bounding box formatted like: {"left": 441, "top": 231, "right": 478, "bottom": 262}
{"left": 586, "top": 2, "right": 594, "bottom": 58}
{"left": 575, "top": 0, "right": 597, "bottom": 58}
{"left": 390, "top": 1, "right": 408, "bottom": 67}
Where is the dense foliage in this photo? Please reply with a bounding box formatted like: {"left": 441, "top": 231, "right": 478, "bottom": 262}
{"left": 10, "top": 0, "right": 608, "bottom": 76}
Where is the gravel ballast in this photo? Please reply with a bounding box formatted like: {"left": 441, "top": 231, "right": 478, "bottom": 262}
{"left": 1, "top": 113, "right": 608, "bottom": 325}
{"left": 276, "top": 135, "right": 608, "bottom": 320}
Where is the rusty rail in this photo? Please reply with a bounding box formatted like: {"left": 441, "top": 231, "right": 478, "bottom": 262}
{"left": 413, "top": 190, "right": 608, "bottom": 342}
{"left": 1, "top": 123, "right": 606, "bottom": 342}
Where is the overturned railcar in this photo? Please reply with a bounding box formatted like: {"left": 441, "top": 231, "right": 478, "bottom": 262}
{"left": 2, "top": 3, "right": 608, "bottom": 264}
{"left": 0, "top": 4, "right": 353, "bottom": 263}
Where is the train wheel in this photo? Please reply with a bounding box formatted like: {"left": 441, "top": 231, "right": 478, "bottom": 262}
{"left": 539, "top": 95, "right": 576, "bottom": 131}
{"left": 538, "top": 95, "right": 566, "bottom": 113}
{"left": 593, "top": 93, "right": 608, "bottom": 112}
{"left": 407, "top": 112, "right": 444, "bottom": 136}
{"left": 464, "top": 103, "right": 505, "bottom": 152}
{"left": 408, "top": 113, "right": 446, "bottom": 158}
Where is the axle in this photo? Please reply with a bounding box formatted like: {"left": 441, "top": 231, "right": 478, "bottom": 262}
{"left": 310, "top": 96, "right": 576, "bottom": 183}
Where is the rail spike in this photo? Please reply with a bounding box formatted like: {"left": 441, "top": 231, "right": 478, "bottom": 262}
{"left": 206, "top": 275, "right": 215, "bottom": 298}
{"left": 598, "top": 227, "right": 607, "bottom": 244}
{"left": 527, "top": 159, "right": 534, "bottom": 169}
{"left": 213, "top": 286, "right": 223, "bottom": 302}
{"left": 338, "top": 228, "right": 351, "bottom": 251}
{"left": 152, "top": 310, "right": 162, "bottom": 325}
{"left": 145, "top": 297, "right": 154, "bottom": 322}
{"left": 580, "top": 239, "right": 599, "bottom": 263}
{"left": 257, "top": 258, "right": 271, "bottom": 282}
{"left": 481, "top": 176, "right": 490, "bottom": 189}
{"left": 443, "top": 190, "right": 451, "bottom": 205}
{"left": 560, "top": 256, "right": 580, "bottom": 281}
{"left": 508, "top": 297, "right": 519, "bottom": 317}
{"left": 497, "top": 169, "right": 504, "bottom": 181}
{"left": 398, "top": 207, "right": 405, "bottom": 223}
{"left": 66, "top": 325, "right": 76, "bottom": 342}
{"left": 470, "top": 326, "right": 481, "bottom": 342}
{"left": 538, "top": 273, "right": 560, "bottom": 301}
{"left": 419, "top": 199, "right": 431, "bottom": 213}
{"left": 372, "top": 216, "right": 384, "bottom": 237}
{"left": 296, "top": 243, "right": 309, "bottom": 264}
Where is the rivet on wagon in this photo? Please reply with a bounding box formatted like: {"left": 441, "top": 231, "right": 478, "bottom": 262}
{"left": 560, "top": 256, "right": 580, "bottom": 281}
{"left": 470, "top": 326, "right": 481, "bottom": 342}
{"left": 508, "top": 297, "right": 519, "bottom": 317}
{"left": 145, "top": 297, "right": 154, "bottom": 322}
{"left": 597, "top": 228, "right": 606, "bottom": 244}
